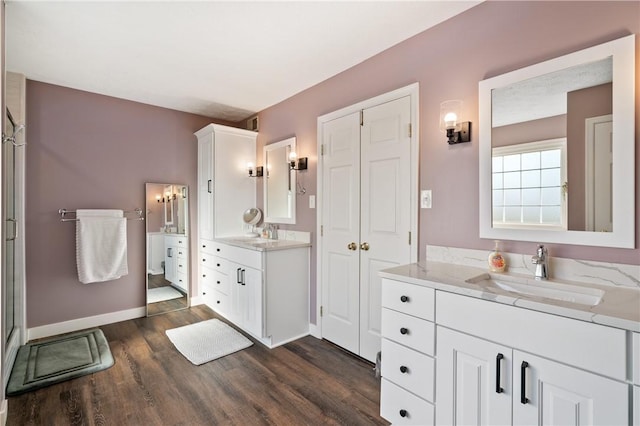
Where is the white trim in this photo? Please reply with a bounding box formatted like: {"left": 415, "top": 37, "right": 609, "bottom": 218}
{"left": 190, "top": 295, "right": 205, "bottom": 306}
{"left": 479, "top": 34, "right": 635, "bottom": 248}
{"left": 0, "top": 399, "right": 7, "bottom": 426}
{"left": 27, "top": 307, "right": 146, "bottom": 341}
{"left": 315, "top": 82, "right": 420, "bottom": 337}
{"left": 263, "top": 137, "right": 297, "bottom": 224}
{"left": 308, "top": 322, "right": 321, "bottom": 339}
{"left": 585, "top": 114, "right": 613, "bottom": 232}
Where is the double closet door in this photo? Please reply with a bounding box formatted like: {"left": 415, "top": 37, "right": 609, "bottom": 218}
{"left": 320, "top": 95, "right": 414, "bottom": 362}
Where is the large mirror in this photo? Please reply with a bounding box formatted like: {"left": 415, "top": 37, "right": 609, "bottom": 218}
{"left": 264, "top": 137, "right": 296, "bottom": 224}
{"left": 479, "top": 34, "right": 635, "bottom": 248}
{"left": 146, "top": 183, "right": 189, "bottom": 316}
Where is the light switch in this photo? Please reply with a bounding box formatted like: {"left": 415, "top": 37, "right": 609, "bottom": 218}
{"left": 309, "top": 195, "right": 316, "bottom": 209}
{"left": 421, "top": 190, "right": 432, "bottom": 209}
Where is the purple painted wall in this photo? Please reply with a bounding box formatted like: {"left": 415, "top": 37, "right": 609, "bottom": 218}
{"left": 25, "top": 81, "right": 226, "bottom": 327}
{"left": 251, "top": 1, "right": 640, "bottom": 324}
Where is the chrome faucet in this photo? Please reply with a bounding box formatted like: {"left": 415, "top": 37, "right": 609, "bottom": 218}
{"left": 531, "top": 245, "right": 549, "bottom": 280}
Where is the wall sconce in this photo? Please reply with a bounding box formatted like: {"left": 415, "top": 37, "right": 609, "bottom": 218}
{"left": 289, "top": 152, "right": 308, "bottom": 171}
{"left": 156, "top": 194, "right": 162, "bottom": 203}
{"left": 440, "top": 100, "right": 471, "bottom": 144}
{"left": 247, "top": 162, "right": 264, "bottom": 177}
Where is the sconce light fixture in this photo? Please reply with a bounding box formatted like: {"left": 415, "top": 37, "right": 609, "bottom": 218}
{"left": 289, "top": 151, "right": 308, "bottom": 171}
{"left": 156, "top": 194, "right": 162, "bottom": 203}
{"left": 440, "top": 100, "right": 471, "bottom": 145}
{"left": 247, "top": 162, "right": 264, "bottom": 177}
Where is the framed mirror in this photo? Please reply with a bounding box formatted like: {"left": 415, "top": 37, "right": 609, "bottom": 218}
{"left": 479, "top": 34, "right": 635, "bottom": 248}
{"left": 145, "top": 183, "right": 189, "bottom": 316}
{"left": 264, "top": 137, "right": 296, "bottom": 224}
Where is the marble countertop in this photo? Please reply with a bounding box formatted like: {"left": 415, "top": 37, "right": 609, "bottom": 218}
{"left": 215, "top": 237, "right": 311, "bottom": 252}
{"left": 380, "top": 261, "right": 640, "bottom": 332}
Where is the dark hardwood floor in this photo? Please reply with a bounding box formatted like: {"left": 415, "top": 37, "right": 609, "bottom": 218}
{"left": 7, "top": 305, "right": 388, "bottom": 426}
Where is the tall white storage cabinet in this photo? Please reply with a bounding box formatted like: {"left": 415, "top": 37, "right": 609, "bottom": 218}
{"left": 195, "top": 124, "right": 257, "bottom": 294}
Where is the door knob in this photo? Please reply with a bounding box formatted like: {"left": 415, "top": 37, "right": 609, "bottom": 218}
{"left": 347, "top": 242, "right": 357, "bottom": 251}
{"left": 360, "top": 242, "right": 370, "bottom": 251}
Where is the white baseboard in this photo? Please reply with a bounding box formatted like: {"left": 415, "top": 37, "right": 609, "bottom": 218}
{"left": 27, "top": 307, "right": 147, "bottom": 341}
{"left": 309, "top": 322, "right": 321, "bottom": 339}
{"left": 190, "top": 295, "right": 204, "bottom": 306}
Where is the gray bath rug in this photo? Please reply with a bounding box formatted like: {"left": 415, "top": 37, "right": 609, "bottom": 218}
{"left": 148, "top": 286, "right": 184, "bottom": 304}
{"left": 7, "top": 328, "right": 114, "bottom": 396}
{"left": 166, "top": 319, "right": 253, "bottom": 365}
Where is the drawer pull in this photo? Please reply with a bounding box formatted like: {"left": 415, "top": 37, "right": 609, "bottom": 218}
{"left": 399, "top": 365, "right": 408, "bottom": 374}
{"left": 216, "top": 280, "right": 221, "bottom": 284}
{"left": 400, "top": 295, "right": 409, "bottom": 303}
{"left": 202, "top": 274, "right": 206, "bottom": 278}
{"left": 400, "top": 327, "right": 409, "bottom": 335}
{"left": 202, "top": 244, "right": 206, "bottom": 248}
{"left": 216, "top": 248, "right": 221, "bottom": 252}
{"left": 217, "top": 300, "right": 220, "bottom": 304}
{"left": 520, "top": 361, "right": 529, "bottom": 404}
{"left": 399, "top": 409, "right": 408, "bottom": 418}
{"left": 202, "top": 258, "right": 206, "bottom": 262}
{"left": 217, "top": 263, "right": 221, "bottom": 267}
{"left": 496, "top": 353, "right": 504, "bottom": 393}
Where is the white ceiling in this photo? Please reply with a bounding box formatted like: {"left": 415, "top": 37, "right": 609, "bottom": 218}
{"left": 5, "top": 1, "right": 480, "bottom": 122}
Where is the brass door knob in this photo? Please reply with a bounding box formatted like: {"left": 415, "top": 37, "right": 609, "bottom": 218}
{"left": 360, "top": 242, "right": 370, "bottom": 251}
{"left": 347, "top": 242, "right": 357, "bottom": 251}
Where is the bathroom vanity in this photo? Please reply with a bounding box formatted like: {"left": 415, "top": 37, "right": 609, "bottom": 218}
{"left": 379, "top": 262, "right": 639, "bottom": 425}
{"left": 200, "top": 237, "right": 310, "bottom": 348}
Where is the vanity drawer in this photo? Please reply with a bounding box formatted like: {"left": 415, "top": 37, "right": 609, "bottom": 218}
{"left": 381, "top": 378, "right": 434, "bottom": 425}
{"left": 218, "top": 243, "right": 262, "bottom": 270}
{"left": 174, "top": 271, "right": 187, "bottom": 292}
{"left": 382, "top": 308, "right": 434, "bottom": 356}
{"left": 381, "top": 339, "right": 434, "bottom": 402}
{"left": 176, "top": 258, "right": 188, "bottom": 275}
{"left": 382, "top": 279, "right": 435, "bottom": 321}
{"left": 201, "top": 253, "right": 227, "bottom": 273}
{"left": 202, "top": 286, "right": 228, "bottom": 315}
{"left": 175, "top": 246, "right": 188, "bottom": 260}
{"left": 200, "top": 239, "right": 222, "bottom": 256}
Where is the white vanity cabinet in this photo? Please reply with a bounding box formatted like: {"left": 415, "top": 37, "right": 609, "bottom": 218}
{"left": 380, "top": 280, "right": 436, "bottom": 425}
{"left": 164, "top": 234, "right": 188, "bottom": 292}
{"left": 195, "top": 124, "right": 256, "bottom": 301}
{"left": 380, "top": 277, "right": 633, "bottom": 426}
{"left": 203, "top": 241, "right": 309, "bottom": 348}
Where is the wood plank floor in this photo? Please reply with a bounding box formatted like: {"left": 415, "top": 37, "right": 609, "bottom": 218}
{"left": 7, "top": 305, "right": 388, "bottom": 426}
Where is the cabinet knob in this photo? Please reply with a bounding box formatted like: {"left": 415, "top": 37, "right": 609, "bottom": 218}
{"left": 399, "top": 365, "right": 408, "bottom": 374}
{"left": 216, "top": 248, "right": 221, "bottom": 252}
{"left": 202, "top": 274, "right": 206, "bottom": 278}
{"left": 360, "top": 242, "right": 370, "bottom": 251}
{"left": 217, "top": 263, "right": 221, "bottom": 267}
{"left": 217, "top": 281, "right": 221, "bottom": 284}
{"left": 399, "top": 409, "right": 408, "bottom": 418}
{"left": 400, "top": 327, "right": 409, "bottom": 335}
{"left": 202, "top": 244, "right": 206, "bottom": 248}
{"left": 400, "top": 295, "right": 409, "bottom": 303}
{"left": 217, "top": 300, "right": 220, "bottom": 304}
{"left": 347, "top": 242, "right": 357, "bottom": 251}
{"left": 202, "top": 258, "right": 206, "bottom": 262}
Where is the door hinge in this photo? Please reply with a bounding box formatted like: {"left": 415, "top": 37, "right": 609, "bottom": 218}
{"left": 320, "top": 306, "right": 323, "bottom": 317}
{"left": 320, "top": 225, "right": 323, "bottom": 237}
{"left": 360, "top": 110, "right": 364, "bottom": 126}
{"left": 408, "top": 231, "right": 412, "bottom": 245}
{"left": 408, "top": 123, "right": 412, "bottom": 138}
{"left": 321, "top": 144, "right": 325, "bottom": 156}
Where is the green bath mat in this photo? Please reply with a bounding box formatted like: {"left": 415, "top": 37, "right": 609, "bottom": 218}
{"left": 7, "top": 328, "right": 114, "bottom": 396}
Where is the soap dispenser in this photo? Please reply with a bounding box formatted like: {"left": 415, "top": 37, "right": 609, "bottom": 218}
{"left": 488, "top": 240, "right": 506, "bottom": 272}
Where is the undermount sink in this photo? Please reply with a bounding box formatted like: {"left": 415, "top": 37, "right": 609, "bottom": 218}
{"left": 466, "top": 274, "right": 605, "bottom": 306}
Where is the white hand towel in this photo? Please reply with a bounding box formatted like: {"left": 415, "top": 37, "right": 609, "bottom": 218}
{"left": 76, "top": 209, "right": 128, "bottom": 284}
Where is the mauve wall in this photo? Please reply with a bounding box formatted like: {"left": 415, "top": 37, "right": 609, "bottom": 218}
{"left": 252, "top": 1, "right": 640, "bottom": 325}
{"left": 25, "top": 81, "right": 223, "bottom": 328}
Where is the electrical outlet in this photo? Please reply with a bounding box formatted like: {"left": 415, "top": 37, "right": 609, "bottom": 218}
{"left": 421, "top": 190, "right": 432, "bottom": 209}
{"left": 309, "top": 195, "right": 316, "bottom": 209}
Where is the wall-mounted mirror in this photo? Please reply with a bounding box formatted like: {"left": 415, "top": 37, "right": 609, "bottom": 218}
{"left": 479, "top": 34, "right": 635, "bottom": 248}
{"left": 264, "top": 137, "right": 296, "bottom": 224}
{"left": 146, "top": 183, "right": 189, "bottom": 316}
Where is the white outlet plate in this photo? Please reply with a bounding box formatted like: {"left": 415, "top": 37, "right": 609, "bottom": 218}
{"left": 421, "top": 190, "right": 432, "bottom": 209}
{"left": 309, "top": 195, "right": 316, "bottom": 209}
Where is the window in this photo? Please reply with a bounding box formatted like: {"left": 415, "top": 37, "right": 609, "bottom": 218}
{"left": 492, "top": 138, "right": 567, "bottom": 230}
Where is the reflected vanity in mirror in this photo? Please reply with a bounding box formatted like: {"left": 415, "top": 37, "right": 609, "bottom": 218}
{"left": 479, "top": 34, "right": 635, "bottom": 248}
{"left": 264, "top": 137, "right": 296, "bottom": 224}
{"left": 146, "top": 183, "right": 189, "bottom": 316}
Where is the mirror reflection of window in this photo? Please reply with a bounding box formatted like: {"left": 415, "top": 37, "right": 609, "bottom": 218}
{"left": 492, "top": 139, "right": 567, "bottom": 229}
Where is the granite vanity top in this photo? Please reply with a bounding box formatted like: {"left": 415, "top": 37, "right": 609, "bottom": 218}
{"left": 215, "top": 237, "right": 311, "bottom": 252}
{"left": 380, "top": 261, "right": 640, "bottom": 332}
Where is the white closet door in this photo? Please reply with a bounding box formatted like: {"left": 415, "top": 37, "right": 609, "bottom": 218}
{"left": 359, "top": 96, "right": 412, "bottom": 362}
{"left": 321, "top": 111, "right": 361, "bottom": 355}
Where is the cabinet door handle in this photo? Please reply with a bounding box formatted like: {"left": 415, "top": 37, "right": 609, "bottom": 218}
{"left": 236, "top": 268, "right": 241, "bottom": 284}
{"left": 167, "top": 248, "right": 173, "bottom": 257}
{"left": 399, "top": 409, "right": 408, "bottom": 418}
{"left": 520, "top": 361, "right": 529, "bottom": 404}
{"left": 347, "top": 242, "right": 357, "bottom": 251}
{"left": 241, "top": 269, "right": 246, "bottom": 285}
{"left": 496, "top": 353, "right": 504, "bottom": 393}
{"left": 400, "top": 295, "right": 409, "bottom": 303}
{"left": 400, "top": 327, "right": 409, "bottom": 335}
{"left": 399, "top": 365, "right": 408, "bottom": 374}
{"left": 360, "top": 242, "right": 370, "bottom": 251}
{"left": 6, "top": 218, "right": 17, "bottom": 241}
{"left": 207, "top": 179, "right": 212, "bottom": 193}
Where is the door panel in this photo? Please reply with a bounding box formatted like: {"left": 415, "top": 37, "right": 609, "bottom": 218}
{"left": 321, "top": 112, "right": 361, "bottom": 354}
{"left": 359, "top": 97, "right": 412, "bottom": 362}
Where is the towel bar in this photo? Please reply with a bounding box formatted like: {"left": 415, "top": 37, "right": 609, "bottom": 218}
{"left": 58, "top": 208, "right": 145, "bottom": 222}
